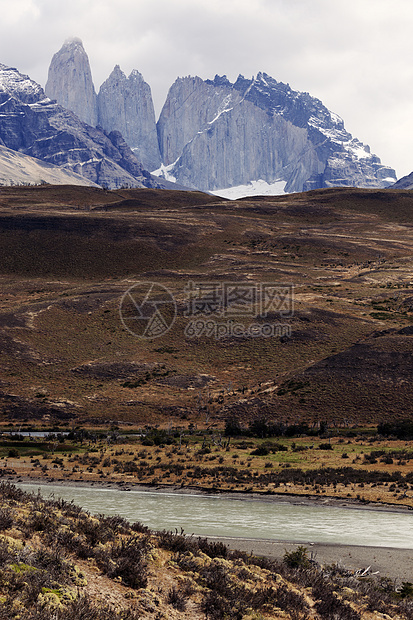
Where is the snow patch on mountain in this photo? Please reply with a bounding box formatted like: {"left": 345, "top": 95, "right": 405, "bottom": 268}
{"left": 151, "top": 160, "right": 179, "bottom": 183}
{"left": 211, "top": 179, "right": 286, "bottom": 199}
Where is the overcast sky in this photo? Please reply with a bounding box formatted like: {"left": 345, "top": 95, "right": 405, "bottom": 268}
{"left": 0, "top": 0, "right": 412, "bottom": 178}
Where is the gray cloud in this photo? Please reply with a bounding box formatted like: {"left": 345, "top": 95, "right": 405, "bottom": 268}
{"left": 0, "top": 0, "right": 412, "bottom": 177}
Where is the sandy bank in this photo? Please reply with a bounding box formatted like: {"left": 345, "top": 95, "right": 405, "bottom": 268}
{"left": 206, "top": 536, "right": 413, "bottom": 583}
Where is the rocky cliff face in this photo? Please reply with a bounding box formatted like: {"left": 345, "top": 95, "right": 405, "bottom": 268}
{"left": 0, "top": 63, "right": 166, "bottom": 189}
{"left": 45, "top": 38, "right": 98, "bottom": 127}
{"left": 157, "top": 73, "right": 396, "bottom": 193}
{"left": 97, "top": 66, "right": 161, "bottom": 171}
{"left": 45, "top": 40, "right": 161, "bottom": 171}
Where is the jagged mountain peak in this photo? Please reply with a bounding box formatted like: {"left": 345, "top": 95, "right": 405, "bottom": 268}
{"left": 45, "top": 37, "right": 97, "bottom": 127}
{"left": 233, "top": 74, "right": 252, "bottom": 92}
{"left": 205, "top": 74, "right": 232, "bottom": 88}
{"left": 97, "top": 64, "right": 160, "bottom": 170}
{"left": 105, "top": 65, "right": 145, "bottom": 85}
{"left": 0, "top": 64, "right": 45, "bottom": 104}
{"left": 172, "top": 75, "right": 205, "bottom": 88}
{"left": 129, "top": 68, "right": 146, "bottom": 83}
{"left": 242, "top": 72, "right": 327, "bottom": 125}
{"left": 43, "top": 39, "right": 161, "bottom": 172}
{"left": 51, "top": 36, "right": 90, "bottom": 66}
{"left": 102, "top": 64, "right": 127, "bottom": 86}
{"left": 63, "top": 36, "right": 84, "bottom": 48}
{"left": 157, "top": 71, "right": 396, "bottom": 193}
{"left": 57, "top": 37, "right": 87, "bottom": 57}
{"left": 1, "top": 40, "right": 398, "bottom": 196}
{"left": 111, "top": 64, "right": 125, "bottom": 77}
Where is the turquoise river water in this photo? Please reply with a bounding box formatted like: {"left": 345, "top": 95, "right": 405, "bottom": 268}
{"left": 15, "top": 483, "right": 413, "bottom": 549}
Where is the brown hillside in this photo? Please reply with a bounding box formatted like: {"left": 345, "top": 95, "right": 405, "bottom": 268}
{"left": 0, "top": 185, "right": 412, "bottom": 425}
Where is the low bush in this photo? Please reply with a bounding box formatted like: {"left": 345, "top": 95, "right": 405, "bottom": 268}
{"left": 167, "top": 586, "right": 187, "bottom": 611}
{"left": 251, "top": 445, "right": 269, "bottom": 456}
{"left": 318, "top": 443, "right": 333, "bottom": 450}
{"left": 97, "top": 536, "right": 150, "bottom": 589}
{"left": 0, "top": 507, "right": 14, "bottom": 531}
{"left": 283, "top": 546, "right": 310, "bottom": 569}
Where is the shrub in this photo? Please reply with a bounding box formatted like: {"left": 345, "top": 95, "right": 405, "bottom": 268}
{"left": 283, "top": 546, "right": 310, "bottom": 569}
{"left": 0, "top": 507, "right": 14, "bottom": 531}
{"left": 201, "top": 589, "right": 234, "bottom": 619}
{"left": 272, "top": 584, "right": 310, "bottom": 619}
{"left": 315, "top": 594, "right": 360, "bottom": 619}
{"left": 167, "top": 586, "right": 187, "bottom": 610}
{"left": 318, "top": 443, "right": 333, "bottom": 450}
{"left": 250, "top": 446, "right": 269, "bottom": 456}
{"left": 96, "top": 535, "right": 150, "bottom": 589}
{"left": 224, "top": 418, "right": 243, "bottom": 437}
{"left": 25, "top": 510, "right": 57, "bottom": 534}
{"left": 378, "top": 420, "right": 413, "bottom": 440}
{"left": 400, "top": 582, "right": 413, "bottom": 598}
{"left": 312, "top": 577, "right": 360, "bottom": 619}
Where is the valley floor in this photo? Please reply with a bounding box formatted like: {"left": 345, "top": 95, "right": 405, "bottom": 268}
{"left": 2, "top": 431, "right": 412, "bottom": 507}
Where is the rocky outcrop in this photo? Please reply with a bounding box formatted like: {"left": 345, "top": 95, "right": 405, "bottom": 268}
{"left": 0, "top": 63, "right": 168, "bottom": 189}
{"left": 157, "top": 73, "right": 396, "bottom": 193}
{"left": 97, "top": 66, "right": 161, "bottom": 171}
{"left": 45, "top": 38, "right": 97, "bottom": 127}
{"left": 157, "top": 75, "right": 320, "bottom": 192}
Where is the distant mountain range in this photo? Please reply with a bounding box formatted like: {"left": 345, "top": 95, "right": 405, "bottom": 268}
{"left": 0, "top": 61, "right": 178, "bottom": 190}
{"left": 0, "top": 38, "right": 402, "bottom": 193}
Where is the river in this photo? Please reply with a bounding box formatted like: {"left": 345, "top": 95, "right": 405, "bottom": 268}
{"left": 15, "top": 482, "right": 413, "bottom": 549}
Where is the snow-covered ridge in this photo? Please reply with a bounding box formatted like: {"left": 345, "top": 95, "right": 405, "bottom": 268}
{"left": 0, "top": 60, "right": 162, "bottom": 189}
{"left": 248, "top": 72, "right": 387, "bottom": 173}
{"left": 0, "top": 64, "right": 44, "bottom": 104}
